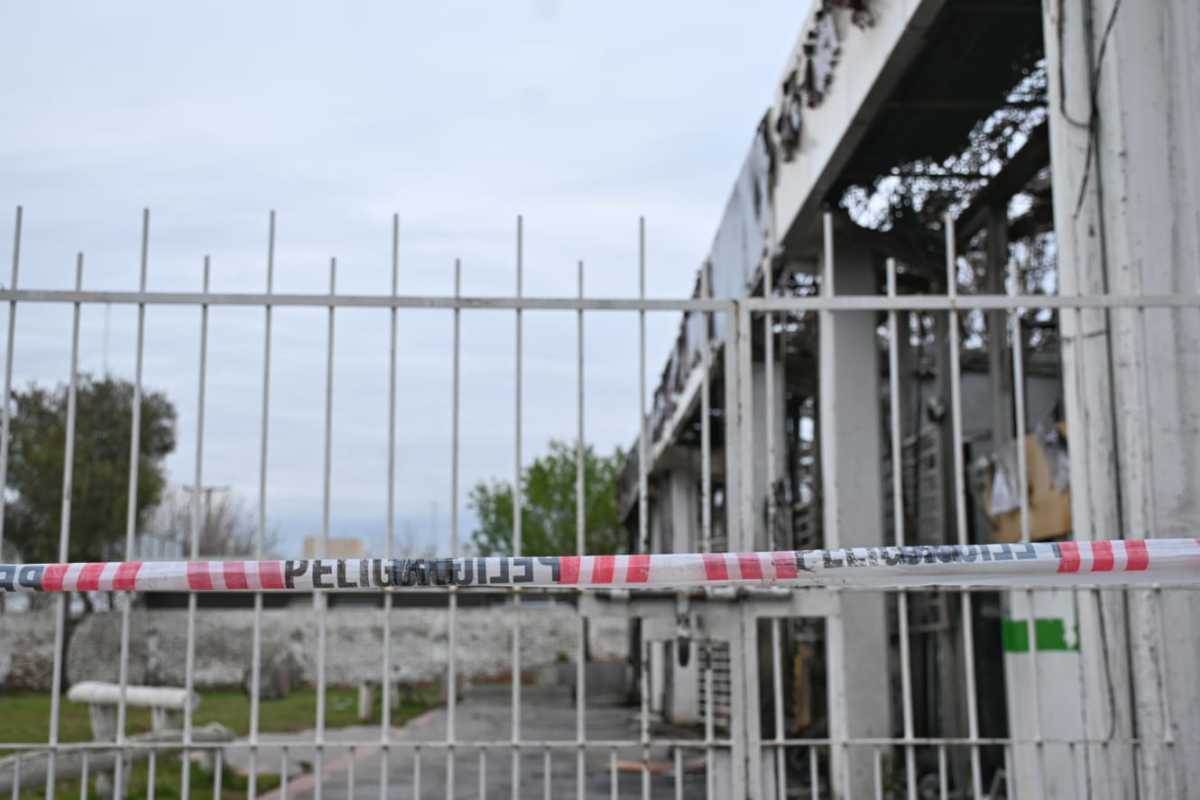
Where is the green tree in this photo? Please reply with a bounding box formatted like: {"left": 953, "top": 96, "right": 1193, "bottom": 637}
{"left": 469, "top": 439, "right": 624, "bottom": 556}
{"left": 5, "top": 374, "right": 177, "bottom": 564}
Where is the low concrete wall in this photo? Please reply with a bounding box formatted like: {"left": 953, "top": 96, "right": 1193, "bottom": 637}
{"left": 0, "top": 603, "right": 627, "bottom": 691}
{"left": 0, "top": 609, "right": 58, "bottom": 691}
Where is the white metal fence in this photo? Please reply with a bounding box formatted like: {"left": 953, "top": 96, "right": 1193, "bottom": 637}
{"left": 0, "top": 206, "right": 1198, "bottom": 799}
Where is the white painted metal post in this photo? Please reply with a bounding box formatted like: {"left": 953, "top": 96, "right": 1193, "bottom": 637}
{"left": 45, "top": 254, "right": 83, "bottom": 799}
{"left": 448, "top": 256, "right": 462, "bottom": 799}
{"left": 819, "top": 213, "right": 890, "bottom": 798}
{"left": 511, "top": 215, "right": 524, "bottom": 800}
{"left": 0, "top": 207, "right": 20, "bottom": 570}
{"left": 313, "top": 258, "right": 336, "bottom": 799}
{"left": 114, "top": 209, "right": 150, "bottom": 799}
{"left": 637, "top": 217, "right": 652, "bottom": 800}
{"left": 943, "top": 216, "right": 983, "bottom": 797}
{"left": 818, "top": 213, "right": 846, "bottom": 798}
{"left": 248, "top": 209, "right": 275, "bottom": 800}
{"left": 885, "top": 258, "right": 918, "bottom": 800}
{"left": 700, "top": 263, "right": 715, "bottom": 800}
{"left": 1009, "top": 258, "right": 1048, "bottom": 795}
{"left": 732, "top": 297, "right": 755, "bottom": 800}
{"left": 181, "top": 256, "right": 210, "bottom": 800}
{"left": 763, "top": 255, "right": 786, "bottom": 800}
{"left": 575, "top": 259, "right": 587, "bottom": 800}
{"left": 380, "top": 214, "right": 398, "bottom": 799}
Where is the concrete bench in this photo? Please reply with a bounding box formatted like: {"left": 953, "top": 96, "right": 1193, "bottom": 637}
{"left": 61, "top": 682, "right": 216, "bottom": 795}
{"left": 67, "top": 681, "right": 198, "bottom": 742}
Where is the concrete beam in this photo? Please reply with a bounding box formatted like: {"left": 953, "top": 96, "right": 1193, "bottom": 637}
{"left": 769, "top": 0, "right": 949, "bottom": 250}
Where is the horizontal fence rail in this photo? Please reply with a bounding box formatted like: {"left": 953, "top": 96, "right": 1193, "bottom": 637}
{"left": 3, "top": 538, "right": 1200, "bottom": 593}
{"left": 1, "top": 288, "right": 1198, "bottom": 312}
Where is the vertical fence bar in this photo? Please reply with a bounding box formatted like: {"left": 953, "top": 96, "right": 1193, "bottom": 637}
{"left": 640, "top": 638, "right": 651, "bottom": 800}
{"left": 818, "top": 211, "right": 851, "bottom": 795}
{"left": 346, "top": 749, "right": 355, "bottom": 797}
{"left": 212, "top": 750, "right": 223, "bottom": 798}
{"left": 248, "top": 209, "right": 276, "bottom": 800}
{"left": 576, "top": 259, "right": 587, "bottom": 800}
{"left": 770, "top": 620, "right": 786, "bottom": 798}
{"left": 511, "top": 215, "right": 524, "bottom": 800}
{"left": 764, "top": 251, "right": 777, "bottom": 548}
{"left": 609, "top": 749, "right": 617, "bottom": 800}
{"left": 704, "top": 642, "right": 715, "bottom": 800}
{"left": 113, "top": 209, "right": 149, "bottom": 798}
{"left": 414, "top": 746, "right": 422, "bottom": 797}
{"left": 79, "top": 754, "right": 87, "bottom": 799}
{"left": 479, "top": 748, "right": 487, "bottom": 800}
{"left": 700, "top": 262, "right": 712, "bottom": 559}
{"left": 700, "top": 265, "right": 714, "bottom": 800}
{"left": 735, "top": 279, "right": 754, "bottom": 553}
{"left": 637, "top": 217, "right": 648, "bottom": 557}
{"left": 0, "top": 207, "right": 21, "bottom": 580}
{"left": 381, "top": 213, "right": 399, "bottom": 798}
{"left": 543, "top": 748, "right": 551, "bottom": 800}
{"left": 280, "top": 747, "right": 289, "bottom": 800}
{"left": 730, "top": 280, "right": 763, "bottom": 797}
{"left": 181, "top": 256, "right": 211, "bottom": 800}
{"left": 674, "top": 747, "right": 683, "bottom": 800}
{"left": 886, "top": 258, "right": 918, "bottom": 800}
{"left": 314, "top": 258, "right": 336, "bottom": 799}
{"left": 637, "top": 217, "right": 651, "bottom": 800}
{"left": 45, "top": 254, "right": 82, "bottom": 798}
{"left": 447, "top": 256, "right": 462, "bottom": 799}
{"left": 943, "top": 215, "right": 983, "bottom": 797}
{"left": 1009, "top": 258, "right": 1046, "bottom": 795}
{"left": 637, "top": 214, "right": 655, "bottom": 799}
{"left": 808, "top": 745, "right": 817, "bottom": 800}
{"left": 764, "top": 251, "right": 786, "bottom": 800}
{"left": 148, "top": 750, "right": 157, "bottom": 800}
{"left": 938, "top": 743, "right": 948, "bottom": 800}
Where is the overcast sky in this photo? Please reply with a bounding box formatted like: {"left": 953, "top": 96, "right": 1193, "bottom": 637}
{"left": 0, "top": 1, "right": 808, "bottom": 556}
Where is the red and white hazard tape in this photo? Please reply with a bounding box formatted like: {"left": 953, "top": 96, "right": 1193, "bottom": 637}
{"left": 2, "top": 539, "right": 1199, "bottom": 593}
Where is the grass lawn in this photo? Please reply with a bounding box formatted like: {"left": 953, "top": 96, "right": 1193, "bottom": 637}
{"left": 1, "top": 685, "right": 439, "bottom": 798}
{"left": 1, "top": 685, "right": 439, "bottom": 745}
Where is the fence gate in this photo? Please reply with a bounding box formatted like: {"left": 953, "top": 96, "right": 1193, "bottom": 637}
{"left": 1, "top": 207, "right": 1199, "bottom": 800}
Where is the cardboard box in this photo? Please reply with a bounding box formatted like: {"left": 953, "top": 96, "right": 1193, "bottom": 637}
{"left": 983, "top": 433, "right": 1072, "bottom": 544}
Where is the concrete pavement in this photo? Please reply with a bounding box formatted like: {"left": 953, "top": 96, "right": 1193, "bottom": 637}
{"left": 236, "top": 683, "right": 706, "bottom": 798}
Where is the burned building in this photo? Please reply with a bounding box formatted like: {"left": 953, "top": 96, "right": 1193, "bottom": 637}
{"left": 613, "top": 1, "right": 1200, "bottom": 797}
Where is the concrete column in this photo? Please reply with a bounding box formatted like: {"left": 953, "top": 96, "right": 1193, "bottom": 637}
{"left": 1043, "top": 1, "right": 1200, "bottom": 797}
{"left": 751, "top": 361, "right": 788, "bottom": 551}
{"left": 650, "top": 640, "right": 665, "bottom": 715}
{"left": 664, "top": 466, "right": 701, "bottom": 723}
{"left": 667, "top": 640, "right": 700, "bottom": 725}
{"left": 664, "top": 461, "right": 698, "bottom": 555}
{"left": 819, "top": 235, "right": 890, "bottom": 799}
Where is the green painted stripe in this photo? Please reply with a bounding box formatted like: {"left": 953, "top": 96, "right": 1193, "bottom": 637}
{"left": 1001, "top": 618, "right": 1078, "bottom": 652}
